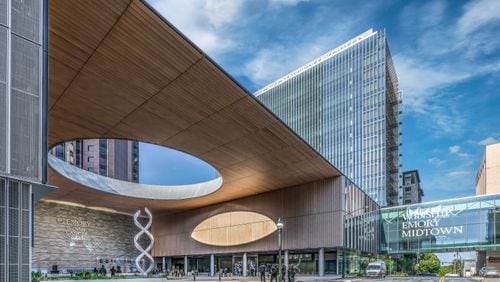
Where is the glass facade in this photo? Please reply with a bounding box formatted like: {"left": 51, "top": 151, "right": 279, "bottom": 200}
{"left": 256, "top": 29, "right": 400, "bottom": 207}
{"left": 344, "top": 181, "right": 381, "bottom": 254}
{"left": 381, "top": 193, "right": 500, "bottom": 254}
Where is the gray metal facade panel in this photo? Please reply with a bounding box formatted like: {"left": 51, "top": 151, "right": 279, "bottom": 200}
{"left": 10, "top": 34, "right": 39, "bottom": 96}
{"left": 113, "top": 139, "right": 129, "bottom": 181}
{"left": 0, "top": 85, "right": 6, "bottom": 173}
{"left": 0, "top": 0, "right": 6, "bottom": 26}
{"left": 10, "top": 90, "right": 39, "bottom": 179}
{"left": 0, "top": 24, "right": 6, "bottom": 173}
{"left": 11, "top": 0, "right": 40, "bottom": 43}
{"left": 0, "top": 26, "right": 6, "bottom": 82}
{"left": 1, "top": 177, "right": 32, "bottom": 282}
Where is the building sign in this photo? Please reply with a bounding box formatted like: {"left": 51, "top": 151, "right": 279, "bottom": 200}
{"left": 400, "top": 205, "right": 464, "bottom": 238}
{"left": 56, "top": 217, "right": 90, "bottom": 240}
{"left": 56, "top": 216, "right": 104, "bottom": 254}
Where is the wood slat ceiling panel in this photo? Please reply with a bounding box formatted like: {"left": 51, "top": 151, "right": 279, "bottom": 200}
{"left": 48, "top": 59, "right": 77, "bottom": 109}
{"left": 48, "top": 0, "right": 132, "bottom": 107}
{"left": 46, "top": 0, "right": 340, "bottom": 214}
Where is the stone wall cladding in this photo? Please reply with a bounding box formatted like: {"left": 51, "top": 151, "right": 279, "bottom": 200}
{"left": 33, "top": 202, "right": 141, "bottom": 273}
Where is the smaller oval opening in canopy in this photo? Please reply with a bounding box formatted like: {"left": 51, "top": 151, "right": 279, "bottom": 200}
{"left": 191, "top": 211, "right": 277, "bottom": 246}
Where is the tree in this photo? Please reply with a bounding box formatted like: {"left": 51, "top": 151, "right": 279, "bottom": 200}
{"left": 383, "top": 258, "right": 394, "bottom": 275}
{"left": 418, "top": 253, "right": 441, "bottom": 273}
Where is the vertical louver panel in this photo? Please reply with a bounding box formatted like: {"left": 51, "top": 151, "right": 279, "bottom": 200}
{"left": 2, "top": 177, "right": 33, "bottom": 282}
{"left": 10, "top": 35, "right": 40, "bottom": 96}
{"left": 0, "top": 179, "right": 5, "bottom": 282}
{"left": 10, "top": 90, "right": 40, "bottom": 179}
{"left": 8, "top": 237, "right": 17, "bottom": 264}
{"left": 0, "top": 26, "right": 7, "bottom": 173}
{"left": 0, "top": 0, "right": 7, "bottom": 25}
{"left": 11, "top": 0, "right": 40, "bottom": 43}
{"left": 9, "top": 32, "right": 41, "bottom": 180}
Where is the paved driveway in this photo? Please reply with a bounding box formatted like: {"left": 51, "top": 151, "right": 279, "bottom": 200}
{"left": 348, "top": 276, "right": 480, "bottom": 282}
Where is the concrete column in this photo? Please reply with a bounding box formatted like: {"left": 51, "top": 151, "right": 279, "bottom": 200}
{"left": 336, "top": 253, "right": 339, "bottom": 275}
{"left": 284, "top": 250, "right": 289, "bottom": 268}
{"left": 162, "top": 257, "right": 166, "bottom": 273}
{"left": 184, "top": 256, "right": 188, "bottom": 276}
{"left": 318, "top": 248, "right": 325, "bottom": 277}
{"left": 210, "top": 254, "right": 215, "bottom": 276}
{"left": 167, "top": 257, "right": 173, "bottom": 272}
{"left": 243, "top": 253, "right": 248, "bottom": 277}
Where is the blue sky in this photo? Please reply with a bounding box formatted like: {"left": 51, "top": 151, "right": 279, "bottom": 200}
{"left": 144, "top": 0, "right": 500, "bottom": 201}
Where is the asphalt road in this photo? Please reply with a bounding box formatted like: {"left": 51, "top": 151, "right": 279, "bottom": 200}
{"left": 349, "top": 277, "right": 482, "bottom": 282}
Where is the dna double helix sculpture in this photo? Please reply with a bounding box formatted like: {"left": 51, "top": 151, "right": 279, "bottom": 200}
{"left": 134, "top": 207, "right": 155, "bottom": 275}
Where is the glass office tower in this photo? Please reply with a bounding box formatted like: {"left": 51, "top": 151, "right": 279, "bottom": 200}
{"left": 256, "top": 29, "right": 400, "bottom": 207}
{"left": 1, "top": 0, "right": 48, "bottom": 281}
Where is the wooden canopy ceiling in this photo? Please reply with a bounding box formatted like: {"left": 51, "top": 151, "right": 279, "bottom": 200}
{"left": 46, "top": 0, "right": 340, "bottom": 214}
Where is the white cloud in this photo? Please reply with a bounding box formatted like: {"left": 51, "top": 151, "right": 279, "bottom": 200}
{"left": 148, "top": 0, "right": 246, "bottom": 54}
{"left": 395, "top": 55, "right": 469, "bottom": 113}
{"left": 395, "top": 0, "right": 500, "bottom": 135}
{"left": 478, "top": 136, "right": 499, "bottom": 146}
{"left": 244, "top": 41, "right": 326, "bottom": 86}
{"left": 269, "top": 0, "right": 309, "bottom": 7}
{"left": 428, "top": 157, "right": 445, "bottom": 166}
{"left": 447, "top": 170, "right": 470, "bottom": 177}
{"left": 457, "top": 152, "right": 472, "bottom": 159}
{"left": 457, "top": 0, "right": 500, "bottom": 35}
{"left": 449, "top": 145, "right": 461, "bottom": 154}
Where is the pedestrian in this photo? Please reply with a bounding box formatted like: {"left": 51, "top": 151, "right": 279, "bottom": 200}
{"left": 270, "top": 265, "right": 278, "bottom": 282}
{"left": 110, "top": 266, "right": 116, "bottom": 276}
{"left": 259, "top": 264, "right": 267, "bottom": 282}
{"left": 99, "top": 265, "right": 107, "bottom": 276}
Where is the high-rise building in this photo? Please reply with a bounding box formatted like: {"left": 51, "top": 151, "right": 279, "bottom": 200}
{"left": 476, "top": 142, "right": 500, "bottom": 195}
{"left": 50, "top": 139, "right": 139, "bottom": 183}
{"left": 256, "top": 29, "right": 401, "bottom": 206}
{"left": 0, "top": 0, "right": 50, "bottom": 281}
{"left": 401, "top": 170, "right": 423, "bottom": 205}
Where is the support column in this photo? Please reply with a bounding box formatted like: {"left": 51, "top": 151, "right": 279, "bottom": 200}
{"left": 167, "top": 257, "right": 172, "bottom": 272}
{"left": 284, "top": 250, "right": 289, "bottom": 268}
{"left": 162, "top": 257, "right": 166, "bottom": 273}
{"left": 318, "top": 248, "right": 325, "bottom": 277}
{"left": 210, "top": 254, "right": 215, "bottom": 276}
{"left": 243, "top": 253, "right": 248, "bottom": 277}
{"left": 184, "top": 256, "right": 188, "bottom": 276}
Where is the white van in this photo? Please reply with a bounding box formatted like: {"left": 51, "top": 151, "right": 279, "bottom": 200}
{"left": 366, "top": 261, "right": 386, "bottom": 278}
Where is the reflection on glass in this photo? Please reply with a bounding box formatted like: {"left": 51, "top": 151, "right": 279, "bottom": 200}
{"left": 380, "top": 194, "right": 500, "bottom": 253}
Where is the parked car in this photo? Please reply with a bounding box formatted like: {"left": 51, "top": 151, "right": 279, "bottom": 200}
{"left": 366, "top": 261, "right": 386, "bottom": 278}
{"left": 482, "top": 267, "right": 499, "bottom": 278}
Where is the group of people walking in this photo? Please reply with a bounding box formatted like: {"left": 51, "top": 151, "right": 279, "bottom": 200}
{"left": 92, "top": 265, "right": 121, "bottom": 276}
{"left": 232, "top": 259, "right": 257, "bottom": 276}
{"left": 259, "top": 263, "right": 299, "bottom": 282}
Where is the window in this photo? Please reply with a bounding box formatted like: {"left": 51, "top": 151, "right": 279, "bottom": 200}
{"left": 87, "top": 167, "right": 94, "bottom": 172}
{"left": 88, "top": 156, "right": 94, "bottom": 163}
{"left": 405, "top": 187, "right": 411, "bottom": 192}
{"left": 88, "top": 145, "right": 94, "bottom": 152}
{"left": 404, "top": 200, "right": 412, "bottom": 204}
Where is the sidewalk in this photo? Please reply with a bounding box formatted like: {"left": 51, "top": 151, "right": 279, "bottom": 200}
{"left": 166, "top": 275, "right": 342, "bottom": 282}
{"left": 53, "top": 277, "right": 344, "bottom": 282}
